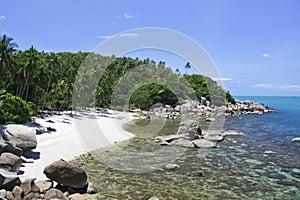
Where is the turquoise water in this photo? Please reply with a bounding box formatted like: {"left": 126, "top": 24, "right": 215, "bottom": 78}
{"left": 80, "top": 96, "right": 300, "bottom": 199}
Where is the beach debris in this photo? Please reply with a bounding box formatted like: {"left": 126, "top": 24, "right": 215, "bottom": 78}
{"left": 43, "top": 159, "right": 87, "bottom": 188}
{"left": 2, "top": 124, "right": 37, "bottom": 152}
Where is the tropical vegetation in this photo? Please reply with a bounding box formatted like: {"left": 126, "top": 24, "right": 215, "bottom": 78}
{"left": 0, "top": 34, "right": 235, "bottom": 123}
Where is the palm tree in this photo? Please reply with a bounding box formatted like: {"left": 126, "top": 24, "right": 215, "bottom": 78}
{"left": 0, "top": 34, "right": 18, "bottom": 86}
{"left": 185, "top": 62, "right": 191, "bottom": 74}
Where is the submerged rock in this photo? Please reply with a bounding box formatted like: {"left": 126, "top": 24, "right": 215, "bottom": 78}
{"left": 192, "top": 139, "right": 217, "bottom": 148}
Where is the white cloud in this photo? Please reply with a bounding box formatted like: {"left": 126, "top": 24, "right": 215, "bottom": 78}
{"left": 0, "top": 16, "right": 6, "bottom": 25}
{"left": 98, "top": 32, "right": 139, "bottom": 40}
{"left": 211, "top": 77, "right": 233, "bottom": 81}
{"left": 260, "top": 53, "right": 269, "bottom": 58}
{"left": 254, "top": 83, "right": 300, "bottom": 91}
{"left": 98, "top": 35, "right": 113, "bottom": 39}
{"left": 117, "top": 13, "right": 133, "bottom": 19}
{"left": 123, "top": 13, "right": 133, "bottom": 19}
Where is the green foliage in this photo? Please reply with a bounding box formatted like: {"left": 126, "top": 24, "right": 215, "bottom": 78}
{"left": 0, "top": 92, "right": 37, "bottom": 124}
{"left": 0, "top": 34, "right": 236, "bottom": 116}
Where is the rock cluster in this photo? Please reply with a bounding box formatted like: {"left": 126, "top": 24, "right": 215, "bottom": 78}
{"left": 132, "top": 98, "right": 275, "bottom": 119}
{"left": 156, "top": 120, "right": 245, "bottom": 149}
{"left": 0, "top": 125, "right": 98, "bottom": 199}
{"left": 0, "top": 159, "right": 98, "bottom": 200}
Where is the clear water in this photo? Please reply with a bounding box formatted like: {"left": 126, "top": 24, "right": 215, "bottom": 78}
{"left": 78, "top": 96, "right": 300, "bottom": 199}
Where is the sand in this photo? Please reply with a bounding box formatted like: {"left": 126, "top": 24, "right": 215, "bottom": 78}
{"left": 19, "top": 109, "right": 135, "bottom": 181}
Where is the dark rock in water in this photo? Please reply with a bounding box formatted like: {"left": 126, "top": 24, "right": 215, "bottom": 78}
{"left": 44, "top": 188, "right": 67, "bottom": 200}
{"left": 0, "top": 168, "right": 21, "bottom": 190}
{"left": 2, "top": 125, "right": 37, "bottom": 152}
{"left": 0, "top": 141, "right": 23, "bottom": 157}
{"left": 43, "top": 159, "right": 87, "bottom": 188}
{"left": 0, "top": 152, "right": 23, "bottom": 172}
{"left": 192, "top": 139, "right": 217, "bottom": 148}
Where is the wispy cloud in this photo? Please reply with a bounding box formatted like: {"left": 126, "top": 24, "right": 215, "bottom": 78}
{"left": 0, "top": 15, "right": 6, "bottom": 25}
{"left": 98, "top": 32, "right": 139, "bottom": 40}
{"left": 117, "top": 13, "right": 133, "bottom": 19}
{"left": 260, "top": 53, "right": 269, "bottom": 58}
{"left": 212, "top": 77, "right": 233, "bottom": 81}
{"left": 254, "top": 83, "right": 300, "bottom": 91}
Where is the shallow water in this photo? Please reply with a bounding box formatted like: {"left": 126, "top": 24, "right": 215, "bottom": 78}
{"left": 76, "top": 97, "right": 300, "bottom": 199}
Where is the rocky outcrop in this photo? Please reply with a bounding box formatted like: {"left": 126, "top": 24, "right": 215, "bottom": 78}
{"left": 44, "top": 159, "right": 87, "bottom": 188}
{"left": 1, "top": 125, "right": 37, "bottom": 152}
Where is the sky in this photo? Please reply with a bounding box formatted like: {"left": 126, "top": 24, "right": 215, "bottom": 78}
{"left": 1, "top": 0, "right": 300, "bottom": 96}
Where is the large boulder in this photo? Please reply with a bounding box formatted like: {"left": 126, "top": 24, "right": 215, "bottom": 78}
{"left": 43, "top": 159, "right": 87, "bottom": 188}
{"left": 177, "top": 120, "right": 202, "bottom": 140}
{"left": 0, "top": 168, "right": 21, "bottom": 190}
{"left": 2, "top": 125, "right": 37, "bottom": 152}
{"left": 0, "top": 152, "right": 23, "bottom": 172}
{"left": 0, "top": 141, "right": 23, "bottom": 157}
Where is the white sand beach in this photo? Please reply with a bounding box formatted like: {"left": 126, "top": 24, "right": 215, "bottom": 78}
{"left": 19, "top": 109, "right": 135, "bottom": 181}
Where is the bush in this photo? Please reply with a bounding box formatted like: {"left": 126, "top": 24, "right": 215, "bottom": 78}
{"left": 0, "top": 91, "right": 37, "bottom": 124}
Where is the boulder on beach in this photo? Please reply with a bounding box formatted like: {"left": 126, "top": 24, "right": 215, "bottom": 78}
{"left": 0, "top": 168, "right": 21, "bottom": 190}
{"left": 2, "top": 124, "right": 37, "bottom": 152}
{"left": 0, "top": 141, "right": 23, "bottom": 157}
{"left": 0, "top": 152, "right": 23, "bottom": 172}
{"left": 43, "top": 159, "right": 87, "bottom": 188}
{"left": 44, "top": 188, "right": 67, "bottom": 200}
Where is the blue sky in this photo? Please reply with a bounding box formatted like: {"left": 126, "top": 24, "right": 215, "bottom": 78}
{"left": 0, "top": 0, "right": 300, "bottom": 96}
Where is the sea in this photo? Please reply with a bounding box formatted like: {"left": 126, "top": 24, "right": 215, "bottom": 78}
{"left": 84, "top": 96, "right": 300, "bottom": 199}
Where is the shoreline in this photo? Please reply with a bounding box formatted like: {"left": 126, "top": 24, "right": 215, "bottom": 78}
{"left": 17, "top": 109, "right": 135, "bottom": 181}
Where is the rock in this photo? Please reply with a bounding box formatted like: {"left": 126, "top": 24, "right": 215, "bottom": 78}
{"left": 0, "top": 169, "right": 21, "bottom": 190}
{"left": 45, "top": 188, "right": 67, "bottom": 200}
{"left": 24, "top": 192, "right": 41, "bottom": 200}
{"left": 179, "top": 120, "right": 198, "bottom": 129}
{"left": 156, "top": 134, "right": 182, "bottom": 143}
{"left": 177, "top": 120, "right": 202, "bottom": 140}
{"left": 165, "top": 164, "right": 179, "bottom": 170}
{"left": 206, "top": 117, "right": 216, "bottom": 122}
{"left": 0, "top": 189, "right": 6, "bottom": 199}
{"left": 2, "top": 125, "right": 37, "bottom": 152}
{"left": 192, "top": 139, "right": 217, "bottom": 148}
{"left": 149, "top": 196, "right": 160, "bottom": 200}
{"left": 222, "top": 130, "right": 245, "bottom": 137}
{"left": 0, "top": 141, "right": 23, "bottom": 157}
{"left": 0, "top": 152, "right": 23, "bottom": 172}
{"left": 12, "top": 186, "right": 24, "bottom": 200}
{"left": 292, "top": 137, "right": 300, "bottom": 143}
{"left": 203, "top": 133, "right": 224, "bottom": 142}
{"left": 35, "top": 180, "right": 53, "bottom": 193}
{"left": 68, "top": 193, "right": 85, "bottom": 200}
{"left": 20, "top": 178, "right": 40, "bottom": 195}
{"left": 6, "top": 191, "right": 14, "bottom": 200}
{"left": 170, "top": 138, "right": 195, "bottom": 148}
{"left": 44, "top": 159, "right": 87, "bottom": 188}
{"left": 87, "top": 182, "right": 98, "bottom": 194}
